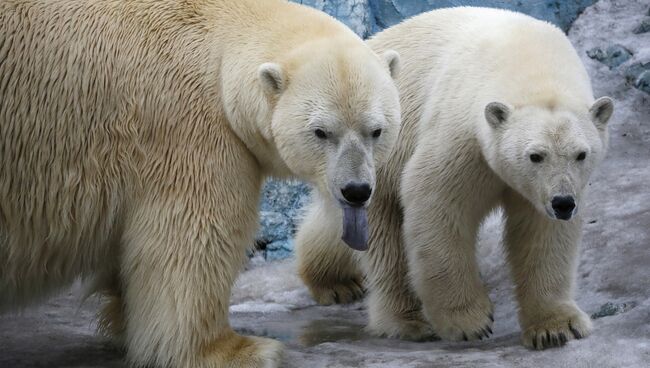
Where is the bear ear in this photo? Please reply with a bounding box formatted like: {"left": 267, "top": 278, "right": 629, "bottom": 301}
{"left": 590, "top": 96, "right": 614, "bottom": 130}
{"left": 382, "top": 50, "right": 400, "bottom": 79}
{"left": 258, "top": 62, "right": 286, "bottom": 96}
{"left": 485, "top": 102, "right": 511, "bottom": 129}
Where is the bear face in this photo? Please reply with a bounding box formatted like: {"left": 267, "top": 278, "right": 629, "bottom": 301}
{"left": 259, "top": 42, "right": 400, "bottom": 249}
{"left": 484, "top": 97, "right": 614, "bottom": 220}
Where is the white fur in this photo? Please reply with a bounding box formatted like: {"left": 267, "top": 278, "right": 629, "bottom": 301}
{"left": 0, "top": 0, "right": 400, "bottom": 367}
{"left": 296, "top": 7, "right": 613, "bottom": 349}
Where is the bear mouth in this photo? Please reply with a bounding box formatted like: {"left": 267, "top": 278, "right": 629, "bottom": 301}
{"left": 341, "top": 204, "right": 369, "bottom": 251}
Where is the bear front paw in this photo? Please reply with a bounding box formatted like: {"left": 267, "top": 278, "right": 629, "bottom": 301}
{"left": 367, "top": 309, "right": 437, "bottom": 341}
{"left": 427, "top": 297, "right": 494, "bottom": 341}
{"left": 521, "top": 306, "right": 592, "bottom": 350}
{"left": 305, "top": 275, "right": 366, "bottom": 305}
{"left": 203, "top": 333, "right": 284, "bottom": 368}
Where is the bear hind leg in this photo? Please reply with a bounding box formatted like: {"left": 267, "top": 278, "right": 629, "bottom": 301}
{"left": 295, "top": 197, "right": 365, "bottom": 305}
{"left": 364, "top": 201, "right": 435, "bottom": 341}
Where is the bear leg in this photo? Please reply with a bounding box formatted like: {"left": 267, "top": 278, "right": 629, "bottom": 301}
{"left": 97, "top": 282, "right": 127, "bottom": 346}
{"left": 402, "top": 210, "right": 494, "bottom": 341}
{"left": 364, "top": 200, "right": 435, "bottom": 341}
{"left": 296, "top": 196, "right": 365, "bottom": 305}
{"left": 503, "top": 190, "right": 592, "bottom": 350}
{"left": 401, "top": 146, "right": 495, "bottom": 342}
{"left": 117, "top": 151, "right": 283, "bottom": 368}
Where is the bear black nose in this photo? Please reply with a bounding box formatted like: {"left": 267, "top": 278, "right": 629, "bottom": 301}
{"left": 551, "top": 196, "right": 576, "bottom": 220}
{"left": 341, "top": 183, "right": 372, "bottom": 206}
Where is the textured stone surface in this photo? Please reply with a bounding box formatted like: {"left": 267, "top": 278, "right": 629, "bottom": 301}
{"left": 625, "top": 62, "right": 650, "bottom": 94}
{"left": 587, "top": 44, "right": 633, "bottom": 69}
{"left": 591, "top": 301, "right": 638, "bottom": 319}
{"left": 571, "top": 0, "right": 650, "bottom": 98}
{"left": 635, "top": 70, "right": 650, "bottom": 94}
{"left": 633, "top": 18, "right": 650, "bottom": 34}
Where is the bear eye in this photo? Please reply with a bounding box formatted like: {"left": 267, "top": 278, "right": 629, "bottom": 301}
{"left": 529, "top": 153, "right": 544, "bottom": 163}
{"left": 372, "top": 129, "right": 382, "bottom": 138}
{"left": 576, "top": 152, "right": 587, "bottom": 161}
{"left": 314, "top": 129, "right": 327, "bottom": 139}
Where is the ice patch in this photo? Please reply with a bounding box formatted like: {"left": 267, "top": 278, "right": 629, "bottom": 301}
{"left": 230, "top": 302, "right": 291, "bottom": 314}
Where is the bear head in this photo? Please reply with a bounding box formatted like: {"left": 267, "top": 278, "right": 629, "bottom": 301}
{"left": 258, "top": 38, "right": 401, "bottom": 249}
{"left": 483, "top": 97, "right": 614, "bottom": 221}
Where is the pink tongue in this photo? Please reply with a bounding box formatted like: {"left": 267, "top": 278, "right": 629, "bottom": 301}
{"left": 341, "top": 205, "right": 368, "bottom": 251}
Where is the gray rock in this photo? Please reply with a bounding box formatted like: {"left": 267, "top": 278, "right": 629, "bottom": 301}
{"left": 624, "top": 62, "right": 650, "bottom": 94}
{"left": 634, "top": 70, "right": 650, "bottom": 94}
{"left": 586, "top": 47, "right": 607, "bottom": 61}
{"left": 633, "top": 18, "right": 650, "bottom": 34}
{"left": 624, "top": 62, "right": 650, "bottom": 81}
{"left": 591, "top": 301, "right": 637, "bottom": 319}
{"left": 587, "top": 44, "right": 633, "bottom": 69}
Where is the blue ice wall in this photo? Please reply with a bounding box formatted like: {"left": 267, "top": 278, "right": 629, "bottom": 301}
{"left": 255, "top": 181, "right": 311, "bottom": 260}
{"left": 295, "top": 0, "right": 598, "bottom": 38}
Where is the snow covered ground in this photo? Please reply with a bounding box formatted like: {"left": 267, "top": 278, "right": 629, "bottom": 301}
{"left": 1, "top": 1, "right": 648, "bottom": 367}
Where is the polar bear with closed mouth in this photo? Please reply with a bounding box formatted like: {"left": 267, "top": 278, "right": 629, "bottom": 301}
{"left": 296, "top": 7, "right": 614, "bottom": 350}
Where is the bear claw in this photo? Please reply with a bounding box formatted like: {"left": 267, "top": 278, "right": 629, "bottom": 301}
{"left": 306, "top": 275, "right": 366, "bottom": 305}
{"left": 427, "top": 296, "right": 495, "bottom": 342}
{"left": 568, "top": 322, "right": 583, "bottom": 339}
{"left": 368, "top": 313, "right": 437, "bottom": 341}
{"left": 522, "top": 307, "right": 592, "bottom": 350}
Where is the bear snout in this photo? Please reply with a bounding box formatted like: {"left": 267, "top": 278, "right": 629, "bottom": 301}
{"left": 551, "top": 195, "right": 576, "bottom": 220}
{"left": 341, "top": 183, "right": 372, "bottom": 206}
